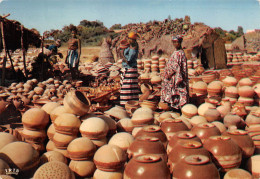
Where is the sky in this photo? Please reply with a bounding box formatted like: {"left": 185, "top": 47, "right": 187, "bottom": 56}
{"left": 0, "top": 0, "right": 259, "bottom": 34}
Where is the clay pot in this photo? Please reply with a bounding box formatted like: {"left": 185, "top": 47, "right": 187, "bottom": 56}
{"left": 22, "top": 108, "right": 49, "bottom": 130}
{"left": 224, "top": 168, "right": 252, "bottom": 179}
{"left": 34, "top": 87, "right": 44, "bottom": 95}
{"left": 67, "top": 137, "right": 96, "bottom": 160}
{"left": 211, "top": 121, "right": 227, "bottom": 133}
{"left": 239, "top": 78, "right": 253, "bottom": 86}
{"left": 108, "top": 132, "right": 134, "bottom": 152}
{"left": 0, "top": 132, "right": 18, "bottom": 150}
{"left": 158, "top": 112, "right": 174, "bottom": 123}
{"left": 167, "top": 131, "right": 201, "bottom": 154}
{"left": 0, "top": 142, "right": 39, "bottom": 176}
{"left": 203, "top": 135, "right": 242, "bottom": 172}
{"left": 97, "top": 115, "right": 117, "bottom": 137}
{"left": 203, "top": 106, "right": 221, "bottom": 122}
{"left": 69, "top": 160, "right": 96, "bottom": 178}
{"left": 224, "top": 113, "right": 246, "bottom": 129}
{"left": 181, "top": 104, "right": 198, "bottom": 118}
{"left": 247, "top": 155, "right": 260, "bottom": 178}
{"left": 33, "top": 161, "right": 75, "bottom": 179}
{"left": 238, "top": 86, "right": 255, "bottom": 98}
{"left": 246, "top": 111, "right": 260, "bottom": 127}
{"left": 40, "top": 151, "right": 67, "bottom": 165}
{"left": 223, "top": 76, "right": 238, "bottom": 87}
{"left": 127, "top": 136, "right": 167, "bottom": 161}
{"left": 63, "top": 90, "right": 91, "bottom": 116}
{"left": 223, "top": 130, "right": 255, "bottom": 158}
{"left": 93, "top": 144, "right": 127, "bottom": 172}
{"left": 125, "top": 101, "right": 140, "bottom": 115}
{"left": 93, "top": 169, "right": 123, "bottom": 179}
{"left": 124, "top": 154, "right": 171, "bottom": 179}
{"left": 191, "top": 123, "right": 221, "bottom": 143}
{"left": 47, "top": 124, "right": 55, "bottom": 140}
{"left": 168, "top": 139, "right": 210, "bottom": 171}
{"left": 41, "top": 102, "right": 61, "bottom": 115}
{"left": 22, "top": 128, "right": 47, "bottom": 143}
{"left": 80, "top": 117, "right": 109, "bottom": 139}
{"left": 140, "top": 100, "right": 157, "bottom": 111}
{"left": 117, "top": 118, "right": 134, "bottom": 133}
{"left": 172, "top": 155, "right": 220, "bottom": 179}
{"left": 54, "top": 113, "right": 81, "bottom": 135}
{"left": 161, "top": 118, "right": 189, "bottom": 140}
{"left": 238, "top": 97, "right": 254, "bottom": 106}
{"left": 12, "top": 96, "right": 23, "bottom": 109}
{"left": 91, "top": 137, "right": 108, "bottom": 148}
{"left": 134, "top": 125, "right": 167, "bottom": 148}
{"left": 131, "top": 107, "right": 154, "bottom": 126}
{"left": 52, "top": 132, "right": 77, "bottom": 149}
{"left": 193, "top": 81, "right": 207, "bottom": 95}
{"left": 207, "top": 81, "right": 223, "bottom": 96}
{"left": 190, "top": 115, "right": 207, "bottom": 126}
{"left": 198, "top": 102, "right": 215, "bottom": 116}
{"left": 50, "top": 106, "right": 68, "bottom": 122}
{"left": 104, "top": 105, "right": 129, "bottom": 120}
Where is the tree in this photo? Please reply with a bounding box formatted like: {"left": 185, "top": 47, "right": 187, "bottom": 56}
{"left": 110, "top": 24, "right": 122, "bottom": 30}
{"left": 237, "top": 26, "right": 244, "bottom": 37}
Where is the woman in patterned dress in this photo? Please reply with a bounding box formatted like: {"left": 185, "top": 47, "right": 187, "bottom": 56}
{"left": 161, "top": 35, "right": 189, "bottom": 110}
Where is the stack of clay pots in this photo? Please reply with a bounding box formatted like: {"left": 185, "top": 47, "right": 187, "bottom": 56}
{"left": 137, "top": 59, "right": 143, "bottom": 72}
{"left": 159, "top": 57, "right": 166, "bottom": 73}
{"left": 21, "top": 108, "right": 49, "bottom": 153}
{"left": 144, "top": 59, "right": 152, "bottom": 72}
{"left": 151, "top": 55, "right": 159, "bottom": 72}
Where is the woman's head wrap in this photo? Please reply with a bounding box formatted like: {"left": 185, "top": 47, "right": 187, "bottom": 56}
{"left": 128, "top": 31, "right": 138, "bottom": 40}
{"left": 172, "top": 35, "right": 183, "bottom": 43}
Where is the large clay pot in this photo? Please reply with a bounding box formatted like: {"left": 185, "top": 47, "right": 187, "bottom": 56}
{"left": 160, "top": 118, "right": 189, "bottom": 140}
{"left": 124, "top": 154, "right": 171, "bottom": 179}
{"left": 222, "top": 130, "right": 255, "bottom": 158}
{"left": 224, "top": 112, "right": 246, "bottom": 130}
{"left": 63, "top": 90, "right": 91, "bottom": 116}
{"left": 131, "top": 107, "right": 154, "bottom": 126}
{"left": 203, "top": 135, "right": 242, "bottom": 172}
{"left": 108, "top": 132, "right": 134, "bottom": 152}
{"left": 167, "top": 131, "right": 201, "bottom": 154}
{"left": 238, "top": 86, "right": 255, "bottom": 98}
{"left": 181, "top": 104, "right": 198, "bottom": 118}
{"left": 224, "top": 168, "right": 252, "bottom": 179}
{"left": 22, "top": 108, "right": 49, "bottom": 130}
{"left": 168, "top": 140, "right": 210, "bottom": 172}
{"left": 172, "top": 155, "right": 220, "bottom": 179}
{"left": 127, "top": 136, "right": 167, "bottom": 161}
{"left": 134, "top": 125, "right": 167, "bottom": 148}
{"left": 69, "top": 160, "right": 96, "bottom": 178}
{"left": 54, "top": 113, "right": 81, "bottom": 135}
{"left": 191, "top": 123, "right": 221, "bottom": 143}
{"left": 203, "top": 106, "right": 221, "bottom": 122}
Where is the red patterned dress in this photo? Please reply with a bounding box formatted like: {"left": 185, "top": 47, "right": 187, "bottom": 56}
{"left": 161, "top": 49, "right": 189, "bottom": 109}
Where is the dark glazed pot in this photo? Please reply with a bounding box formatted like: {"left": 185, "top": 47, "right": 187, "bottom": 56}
{"left": 124, "top": 154, "right": 171, "bottom": 179}
{"left": 191, "top": 123, "right": 221, "bottom": 143}
{"left": 222, "top": 130, "right": 255, "bottom": 158}
{"left": 203, "top": 135, "right": 242, "bottom": 172}
{"left": 168, "top": 140, "right": 210, "bottom": 173}
{"left": 160, "top": 118, "right": 189, "bottom": 140}
{"left": 135, "top": 125, "right": 167, "bottom": 148}
{"left": 127, "top": 136, "right": 167, "bottom": 161}
{"left": 172, "top": 155, "right": 220, "bottom": 179}
{"left": 167, "top": 131, "right": 201, "bottom": 154}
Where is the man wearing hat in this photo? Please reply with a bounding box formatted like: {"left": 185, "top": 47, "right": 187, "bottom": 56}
{"left": 161, "top": 35, "right": 189, "bottom": 111}
{"left": 119, "top": 31, "right": 140, "bottom": 106}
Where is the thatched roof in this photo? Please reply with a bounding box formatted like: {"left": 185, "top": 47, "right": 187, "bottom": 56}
{"left": 0, "top": 17, "right": 41, "bottom": 51}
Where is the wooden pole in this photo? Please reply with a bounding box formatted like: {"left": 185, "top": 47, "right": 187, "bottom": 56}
{"left": 6, "top": 50, "right": 16, "bottom": 76}
{"left": 1, "top": 18, "right": 7, "bottom": 86}
{"left": 21, "top": 25, "right": 27, "bottom": 79}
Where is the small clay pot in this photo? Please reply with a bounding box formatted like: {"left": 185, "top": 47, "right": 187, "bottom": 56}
{"left": 127, "top": 136, "right": 167, "bottom": 161}
{"left": 124, "top": 154, "right": 171, "bottom": 179}
{"left": 203, "top": 107, "right": 221, "bottom": 122}
{"left": 191, "top": 123, "right": 221, "bottom": 143}
{"left": 172, "top": 155, "right": 220, "bottom": 179}
{"left": 135, "top": 125, "right": 167, "bottom": 148}
{"left": 203, "top": 135, "right": 242, "bottom": 172}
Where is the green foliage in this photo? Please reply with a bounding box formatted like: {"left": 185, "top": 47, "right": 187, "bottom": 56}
{"left": 109, "top": 24, "right": 122, "bottom": 30}
{"left": 45, "top": 20, "right": 117, "bottom": 46}
{"left": 214, "top": 26, "right": 245, "bottom": 42}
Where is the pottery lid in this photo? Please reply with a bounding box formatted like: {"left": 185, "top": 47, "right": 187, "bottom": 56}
{"left": 179, "top": 140, "right": 202, "bottom": 148}
{"left": 104, "top": 105, "right": 129, "bottom": 119}
{"left": 136, "top": 136, "right": 160, "bottom": 142}
{"left": 209, "top": 135, "right": 231, "bottom": 141}
{"left": 197, "top": 123, "right": 216, "bottom": 129}
{"left": 134, "top": 154, "right": 161, "bottom": 163}
{"left": 142, "top": 125, "right": 161, "bottom": 132}
{"left": 227, "top": 129, "right": 248, "bottom": 135}
{"left": 184, "top": 155, "right": 210, "bottom": 165}
{"left": 177, "top": 131, "right": 196, "bottom": 139}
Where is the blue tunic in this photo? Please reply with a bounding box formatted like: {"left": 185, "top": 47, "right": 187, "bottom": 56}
{"left": 122, "top": 47, "right": 138, "bottom": 69}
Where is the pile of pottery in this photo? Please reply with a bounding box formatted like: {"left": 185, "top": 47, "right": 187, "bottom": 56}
{"left": 227, "top": 51, "right": 260, "bottom": 64}
{"left": 136, "top": 55, "right": 166, "bottom": 74}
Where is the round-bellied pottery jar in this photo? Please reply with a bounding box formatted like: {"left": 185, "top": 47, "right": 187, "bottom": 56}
{"left": 211, "top": 121, "right": 227, "bottom": 134}
{"left": 224, "top": 113, "right": 246, "bottom": 129}
{"left": 222, "top": 130, "right": 255, "bottom": 158}
{"left": 124, "top": 154, "right": 171, "bottom": 179}
{"left": 203, "top": 106, "right": 221, "bottom": 122}
{"left": 160, "top": 118, "right": 189, "bottom": 140}
{"left": 52, "top": 132, "right": 77, "bottom": 149}
{"left": 69, "top": 160, "right": 96, "bottom": 178}
{"left": 135, "top": 125, "right": 167, "bottom": 148}
{"left": 191, "top": 123, "right": 221, "bottom": 143}
{"left": 190, "top": 115, "right": 208, "bottom": 126}
{"left": 239, "top": 78, "right": 253, "bottom": 87}
{"left": 167, "top": 131, "right": 201, "bottom": 154}
{"left": 246, "top": 111, "right": 260, "bottom": 127}
{"left": 167, "top": 140, "right": 210, "bottom": 172}
{"left": 127, "top": 136, "right": 167, "bottom": 161}
{"left": 224, "top": 168, "right": 252, "bottom": 179}
{"left": 207, "top": 81, "right": 223, "bottom": 96}
{"left": 67, "top": 137, "right": 96, "bottom": 161}
{"left": 22, "top": 108, "right": 49, "bottom": 130}
{"left": 181, "top": 104, "right": 198, "bottom": 118}
{"left": 198, "top": 102, "right": 216, "bottom": 116}
{"left": 93, "top": 144, "right": 127, "bottom": 172}
{"left": 203, "top": 135, "right": 242, "bottom": 172}
{"left": 223, "top": 76, "right": 238, "bottom": 87}
{"left": 172, "top": 155, "right": 220, "bottom": 179}
{"left": 93, "top": 169, "right": 123, "bottom": 179}
{"left": 54, "top": 113, "right": 81, "bottom": 135}
{"left": 79, "top": 117, "right": 109, "bottom": 139}
{"left": 22, "top": 128, "right": 47, "bottom": 143}
{"left": 131, "top": 107, "right": 154, "bottom": 126}
{"left": 108, "top": 132, "right": 134, "bottom": 152}
{"left": 238, "top": 86, "right": 255, "bottom": 98}
{"left": 225, "top": 86, "right": 238, "bottom": 98}
{"left": 117, "top": 118, "right": 134, "bottom": 133}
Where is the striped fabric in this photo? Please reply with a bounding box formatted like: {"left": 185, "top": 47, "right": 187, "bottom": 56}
{"left": 120, "top": 68, "right": 140, "bottom": 105}
{"left": 66, "top": 50, "right": 79, "bottom": 68}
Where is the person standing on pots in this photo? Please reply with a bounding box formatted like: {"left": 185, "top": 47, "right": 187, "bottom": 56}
{"left": 119, "top": 32, "right": 140, "bottom": 106}
{"left": 161, "top": 35, "right": 189, "bottom": 111}
{"left": 66, "top": 29, "right": 81, "bottom": 80}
